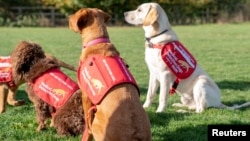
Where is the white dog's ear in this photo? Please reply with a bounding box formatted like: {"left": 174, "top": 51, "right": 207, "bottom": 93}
{"left": 143, "top": 6, "right": 158, "bottom": 26}
{"left": 68, "top": 8, "right": 92, "bottom": 33}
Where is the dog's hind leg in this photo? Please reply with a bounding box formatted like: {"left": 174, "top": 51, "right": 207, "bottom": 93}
{"left": 0, "top": 85, "right": 8, "bottom": 113}
{"left": 193, "top": 77, "right": 220, "bottom": 113}
{"left": 35, "top": 109, "right": 48, "bottom": 131}
{"left": 143, "top": 75, "right": 159, "bottom": 109}
{"left": 7, "top": 87, "right": 25, "bottom": 106}
{"left": 34, "top": 102, "right": 52, "bottom": 131}
{"left": 36, "top": 119, "right": 47, "bottom": 131}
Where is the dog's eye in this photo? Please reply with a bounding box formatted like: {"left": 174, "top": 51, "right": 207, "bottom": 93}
{"left": 137, "top": 8, "right": 142, "bottom": 12}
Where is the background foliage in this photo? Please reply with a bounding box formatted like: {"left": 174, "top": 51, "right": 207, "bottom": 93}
{"left": 0, "top": 0, "right": 250, "bottom": 26}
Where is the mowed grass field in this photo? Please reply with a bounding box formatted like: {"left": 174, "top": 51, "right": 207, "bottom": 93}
{"left": 0, "top": 23, "right": 250, "bottom": 141}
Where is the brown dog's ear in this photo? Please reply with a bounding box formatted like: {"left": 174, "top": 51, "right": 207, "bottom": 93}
{"left": 143, "top": 6, "right": 158, "bottom": 26}
{"left": 69, "top": 8, "right": 92, "bottom": 33}
{"left": 96, "top": 8, "right": 111, "bottom": 24}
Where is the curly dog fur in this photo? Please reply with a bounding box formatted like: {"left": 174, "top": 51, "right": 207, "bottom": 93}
{"left": 0, "top": 47, "right": 77, "bottom": 114}
{"left": 10, "top": 41, "right": 84, "bottom": 136}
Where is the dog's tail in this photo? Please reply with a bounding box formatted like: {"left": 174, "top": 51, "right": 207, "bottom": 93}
{"left": 45, "top": 53, "right": 77, "bottom": 72}
{"left": 56, "top": 59, "right": 77, "bottom": 72}
{"left": 221, "top": 102, "right": 250, "bottom": 110}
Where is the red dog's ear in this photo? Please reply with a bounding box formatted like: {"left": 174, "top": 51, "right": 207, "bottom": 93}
{"left": 69, "top": 8, "right": 92, "bottom": 33}
{"left": 92, "top": 8, "right": 111, "bottom": 24}
{"left": 143, "top": 6, "right": 158, "bottom": 26}
{"left": 103, "top": 12, "right": 111, "bottom": 24}
{"left": 98, "top": 9, "right": 111, "bottom": 24}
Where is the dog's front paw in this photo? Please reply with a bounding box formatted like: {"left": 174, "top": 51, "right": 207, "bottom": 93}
{"left": 156, "top": 106, "right": 165, "bottom": 113}
{"left": 8, "top": 100, "right": 26, "bottom": 106}
{"left": 0, "top": 108, "right": 5, "bottom": 114}
{"left": 143, "top": 101, "right": 151, "bottom": 108}
{"left": 176, "top": 109, "right": 188, "bottom": 113}
{"left": 195, "top": 107, "right": 205, "bottom": 113}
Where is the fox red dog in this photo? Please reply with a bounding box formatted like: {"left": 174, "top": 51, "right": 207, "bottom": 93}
{"left": 69, "top": 8, "right": 152, "bottom": 141}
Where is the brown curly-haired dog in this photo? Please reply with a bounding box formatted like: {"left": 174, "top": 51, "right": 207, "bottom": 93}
{"left": 0, "top": 49, "right": 77, "bottom": 114}
{"left": 10, "top": 40, "right": 84, "bottom": 136}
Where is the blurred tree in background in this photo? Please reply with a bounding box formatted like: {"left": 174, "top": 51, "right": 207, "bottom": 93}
{"left": 0, "top": 0, "right": 249, "bottom": 26}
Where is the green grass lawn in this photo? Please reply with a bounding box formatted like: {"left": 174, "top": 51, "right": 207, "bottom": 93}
{"left": 0, "top": 23, "right": 250, "bottom": 141}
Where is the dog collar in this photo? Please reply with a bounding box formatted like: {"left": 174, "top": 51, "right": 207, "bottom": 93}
{"left": 145, "top": 29, "right": 168, "bottom": 42}
{"left": 83, "top": 38, "right": 110, "bottom": 48}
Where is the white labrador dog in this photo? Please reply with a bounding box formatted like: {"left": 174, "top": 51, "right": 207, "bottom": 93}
{"left": 124, "top": 2, "right": 250, "bottom": 113}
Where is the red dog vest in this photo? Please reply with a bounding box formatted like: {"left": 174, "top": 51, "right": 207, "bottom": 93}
{"left": 161, "top": 41, "right": 197, "bottom": 93}
{"left": 78, "top": 55, "right": 138, "bottom": 105}
{"left": 33, "top": 68, "right": 79, "bottom": 109}
{"left": 0, "top": 56, "right": 15, "bottom": 86}
{"left": 161, "top": 41, "right": 196, "bottom": 79}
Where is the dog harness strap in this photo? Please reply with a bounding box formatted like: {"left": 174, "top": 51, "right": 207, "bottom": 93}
{"left": 83, "top": 38, "right": 110, "bottom": 48}
{"left": 152, "top": 44, "right": 164, "bottom": 49}
{"left": 82, "top": 105, "right": 97, "bottom": 141}
{"left": 159, "top": 41, "right": 197, "bottom": 94}
{"left": 169, "top": 78, "right": 180, "bottom": 94}
{"left": 8, "top": 81, "right": 16, "bottom": 88}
